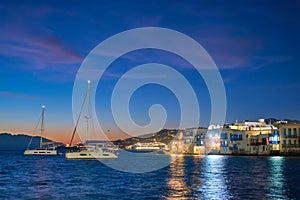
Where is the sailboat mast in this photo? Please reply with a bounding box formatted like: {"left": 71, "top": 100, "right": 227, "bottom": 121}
{"left": 85, "top": 80, "right": 91, "bottom": 143}
{"left": 40, "top": 105, "right": 45, "bottom": 148}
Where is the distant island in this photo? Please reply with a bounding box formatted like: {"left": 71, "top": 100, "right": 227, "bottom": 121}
{"left": 0, "top": 133, "right": 64, "bottom": 151}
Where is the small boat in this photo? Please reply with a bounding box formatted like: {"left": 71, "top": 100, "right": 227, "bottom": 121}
{"left": 24, "top": 106, "right": 57, "bottom": 156}
{"left": 65, "top": 80, "right": 118, "bottom": 160}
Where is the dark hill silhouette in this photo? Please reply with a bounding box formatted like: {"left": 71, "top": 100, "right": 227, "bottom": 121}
{"left": 0, "top": 133, "right": 63, "bottom": 151}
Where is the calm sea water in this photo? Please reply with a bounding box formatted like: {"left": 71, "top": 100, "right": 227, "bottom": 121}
{"left": 0, "top": 151, "right": 300, "bottom": 200}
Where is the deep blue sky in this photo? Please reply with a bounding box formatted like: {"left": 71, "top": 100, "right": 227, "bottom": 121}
{"left": 0, "top": 0, "right": 299, "bottom": 142}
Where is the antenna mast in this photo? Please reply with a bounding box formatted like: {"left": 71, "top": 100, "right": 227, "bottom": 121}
{"left": 40, "top": 105, "right": 45, "bottom": 148}
{"left": 85, "top": 80, "right": 91, "bottom": 143}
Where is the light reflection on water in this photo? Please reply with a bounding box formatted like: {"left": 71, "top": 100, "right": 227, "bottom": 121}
{"left": 165, "top": 155, "right": 298, "bottom": 199}
{"left": 166, "top": 155, "right": 191, "bottom": 199}
{"left": 199, "top": 155, "right": 230, "bottom": 199}
{"left": 267, "top": 156, "right": 288, "bottom": 199}
{"left": 165, "top": 155, "right": 230, "bottom": 199}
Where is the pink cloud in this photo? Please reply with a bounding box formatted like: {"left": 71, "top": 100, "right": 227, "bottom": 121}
{"left": 0, "top": 33, "right": 83, "bottom": 69}
{"left": 0, "top": 5, "right": 83, "bottom": 71}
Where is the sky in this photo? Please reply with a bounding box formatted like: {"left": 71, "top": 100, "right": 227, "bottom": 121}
{"left": 0, "top": 0, "right": 299, "bottom": 143}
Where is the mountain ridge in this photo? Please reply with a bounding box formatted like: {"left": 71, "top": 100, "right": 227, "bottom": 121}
{"left": 0, "top": 133, "right": 63, "bottom": 151}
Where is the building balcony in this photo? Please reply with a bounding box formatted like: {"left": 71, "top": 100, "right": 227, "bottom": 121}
{"left": 282, "top": 135, "right": 298, "bottom": 138}
{"left": 250, "top": 142, "right": 267, "bottom": 146}
{"left": 230, "top": 139, "right": 243, "bottom": 141}
{"left": 282, "top": 144, "right": 300, "bottom": 148}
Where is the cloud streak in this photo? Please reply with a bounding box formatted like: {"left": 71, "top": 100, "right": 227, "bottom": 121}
{"left": 0, "top": 32, "right": 83, "bottom": 68}
{"left": 0, "top": 91, "right": 42, "bottom": 100}
{"left": 0, "top": 5, "right": 83, "bottom": 71}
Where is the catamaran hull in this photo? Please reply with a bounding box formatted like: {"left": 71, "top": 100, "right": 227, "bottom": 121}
{"left": 24, "top": 149, "right": 57, "bottom": 156}
{"left": 65, "top": 151, "right": 118, "bottom": 159}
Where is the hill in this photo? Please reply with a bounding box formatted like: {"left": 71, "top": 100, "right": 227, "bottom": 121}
{"left": 265, "top": 118, "right": 300, "bottom": 124}
{"left": 113, "top": 129, "right": 178, "bottom": 149}
{"left": 0, "top": 133, "right": 63, "bottom": 151}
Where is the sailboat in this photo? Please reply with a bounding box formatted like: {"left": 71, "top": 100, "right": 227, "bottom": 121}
{"left": 65, "top": 80, "right": 118, "bottom": 159}
{"left": 24, "top": 105, "right": 57, "bottom": 156}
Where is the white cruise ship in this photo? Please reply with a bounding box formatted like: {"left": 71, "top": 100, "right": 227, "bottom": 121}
{"left": 130, "top": 142, "right": 168, "bottom": 151}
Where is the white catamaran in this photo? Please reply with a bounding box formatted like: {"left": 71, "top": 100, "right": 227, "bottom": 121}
{"left": 24, "top": 105, "right": 57, "bottom": 156}
{"left": 65, "top": 80, "right": 118, "bottom": 159}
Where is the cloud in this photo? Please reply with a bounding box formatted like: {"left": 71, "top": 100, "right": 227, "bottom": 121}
{"left": 0, "top": 5, "right": 83, "bottom": 71}
{"left": 105, "top": 71, "right": 169, "bottom": 80}
{"left": 0, "top": 32, "right": 83, "bottom": 69}
{"left": 250, "top": 55, "right": 292, "bottom": 70}
{"left": 0, "top": 91, "right": 42, "bottom": 100}
{"left": 195, "top": 31, "right": 263, "bottom": 70}
{"left": 76, "top": 67, "right": 170, "bottom": 82}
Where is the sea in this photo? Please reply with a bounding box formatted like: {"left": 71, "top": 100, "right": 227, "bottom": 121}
{"left": 0, "top": 151, "right": 300, "bottom": 200}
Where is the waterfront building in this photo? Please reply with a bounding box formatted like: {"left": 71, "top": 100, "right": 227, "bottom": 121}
{"left": 226, "top": 119, "right": 278, "bottom": 155}
{"left": 279, "top": 123, "right": 300, "bottom": 155}
{"left": 249, "top": 134, "right": 270, "bottom": 155}
{"left": 219, "top": 128, "right": 231, "bottom": 154}
{"left": 194, "top": 128, "right": 206, "bottom": 154}
{"left": 169, "top": 128, "right": 206, "bottom": 154}
{"left": 228, "top": 129, "right": 246, "bottom": 154}
{"left": 205, "top": 125, "right": 222, "bottom": 154}
{"left": 193, "top": 145, "right": 205, "bottom": 155}
{"left": 268, "top": 130, "right": 280, "bottom": 154}
{"left": 169, "top": 129, "right": 192, "bottom": 154}
{"left": 170, "top": 138, "right": 185, "bottom": 154}
{"left": 168, "top": 119, "right": 283, "bottom": 156}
